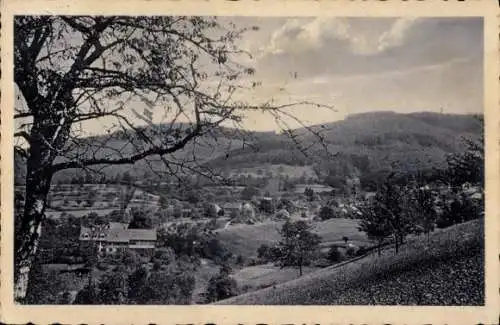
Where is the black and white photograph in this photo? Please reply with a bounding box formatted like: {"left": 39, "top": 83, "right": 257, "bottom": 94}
{"left": 2, "top": 1, "right": 499, "bottom": 323}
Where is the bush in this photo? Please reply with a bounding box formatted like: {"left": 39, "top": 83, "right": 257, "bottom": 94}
{"left": 240, "top": 284, "right": 252, "bottom": 294}
{"left": 247, "top": 257, "right": 259, "bottom": 266}
{"left": 327, "top": 246, "right": 344, "bottom": 263}
{"left": 154, "top": 248, "right": 176, "bottom": 264}
{"left": 205, "top": 267, "right": 238, "bottom": 302}
{"left": 312, "top": 255, "right": 331, "bottom": 267}
{"left": 121, "top": 250, "right": 143, "bottom": 267}
{"left": 235, "top": 255, "right": 245, "bottom": 266}
{"left": 257, "top": 244, "right": 279, "bottom": 263}
{"left": 346, "top": 246, "right": 357, "bottom": 257}
{"left": 73, "top": 284, "right": 99, "bottom": 304}
{"left": 356, "top": 245, "right": 367, "bottom": 256}
{"left": 257, "top": 244, "right": 270, "bottom": 259}
{"left": 437, "top": 193, "right": 482, "bottom": 229}
{"left": 96, "top": 262, "right": 109, "bottom": 271}
{"left": 319, "top": 206, "right": 335, "bottom": 220}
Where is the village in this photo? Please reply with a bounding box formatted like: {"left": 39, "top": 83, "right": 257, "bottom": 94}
{"left": 14, "top": 159, "right": 484, "bottom": 305}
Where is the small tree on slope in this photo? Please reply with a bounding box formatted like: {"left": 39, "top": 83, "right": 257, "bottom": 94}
{"left": 274, "top": 220, "right": 321, "bottom": 276}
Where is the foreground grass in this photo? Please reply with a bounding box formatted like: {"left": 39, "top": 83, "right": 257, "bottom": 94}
{"left": 231, "top": 263, "right": 319, "bottom": 292}
{"left": 216, "top": 219, "right": 484, "bottom": 305}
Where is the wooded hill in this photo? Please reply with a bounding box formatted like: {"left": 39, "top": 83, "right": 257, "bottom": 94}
{"left": 15, "top": 111, "right": 483, "bottom": 185}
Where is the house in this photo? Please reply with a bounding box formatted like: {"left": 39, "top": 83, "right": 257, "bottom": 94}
{"left": 222, "top": 202, "right": 242, "bottom": 215}
{"left": 79, "top": 222, "right": 157, "bottom": 256}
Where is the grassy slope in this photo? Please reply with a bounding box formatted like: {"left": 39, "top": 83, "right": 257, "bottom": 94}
{"left": 215, "top": 218, "right": 370, "bottom": 259}
{"left": 232, "top": 263, "right": 319, "bottom": 292}
{"left": 216, "top": 218, "right": 484, "bottom": 305}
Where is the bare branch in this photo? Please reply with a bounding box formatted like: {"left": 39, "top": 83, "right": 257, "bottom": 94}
{"left": 14, "top": 112, "right": 33, "bottom": 119}
{"left": 14, "top": 131, "right": 31, "bottom": 143}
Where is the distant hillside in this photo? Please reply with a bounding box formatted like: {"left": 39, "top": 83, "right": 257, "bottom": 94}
{"left": 216, "top": 218, "right": 484, "bottom": 305}
{"left": 206, "top": 111, "right": 482, "bottom": 177}
{"left": 14, "top": 112, "right": 482, "bottom": 184}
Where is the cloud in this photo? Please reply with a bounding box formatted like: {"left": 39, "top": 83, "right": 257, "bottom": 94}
{"left": 261, "top": 17, "right": 420, "bottom": 58}
{"left": 303, "top": 57, "right": 473, "bottom": 85}
{"left": 376, "top": 18, "right": 419, "bottom": 54}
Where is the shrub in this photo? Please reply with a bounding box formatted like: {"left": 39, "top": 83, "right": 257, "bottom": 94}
{"left": 154, "top": 248, "right": 176, "bottom": 264}
{"left": 257, "top": 244, "right": 279, "bottom": 263}
{"left": 356, "top": 245, "right": 367, "bottom": 256}
{"left": 346, "top": 246, "right": 357, "bottom": 257}
{"left": 98, "top": 267, "right": 129, "bottom": 304}
{"left": 146, "top": 269, "right": 196, "bottom": 304}
{"left": 437, "top": 193, "right": 482, "bottom": 229}
{"left": 235, "top": 255, "right": 245, "bottom": 266}
{"left": 73, "top": 284, "right": 99, "bottom": 304}
{"left": 257, "top": 244, "right": 270, "bottom": 259}
{"left": 247, "top": 257, "right": 259, "bottom": 266}
{"left": 319, "top": 206, "right": 335, "bottom": 220}
{"left": 96, "top": 262, "right": 108, "bottom": 271}
{"left": 327, "top": 246, "right": 344, "bottom": 263}
{"left": 240, "top": 284, "right": 252, "bottom": 294}
{"left": 205, "top": 267, "right": 238, "bottom": 302}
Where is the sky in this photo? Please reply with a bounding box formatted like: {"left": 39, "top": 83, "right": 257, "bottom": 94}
{"left": 227, "top": 16, "right": 483, "bottom": 130}
{"left": 15, "top": 16, "right": 484, "bottom": 135}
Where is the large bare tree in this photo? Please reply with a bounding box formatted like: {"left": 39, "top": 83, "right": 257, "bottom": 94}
{"left": 13, "top": 15, "right": 331, "bottom": 301}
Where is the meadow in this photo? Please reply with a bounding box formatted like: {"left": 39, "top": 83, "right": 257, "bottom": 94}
{"left": 215, "top": 218, "right": 370, "bottom": 259}
{"left": 231, "top": 263, "right": 319, "bottom": 292}
{"left": 216, "top": 218, "right": 484, "bottom": 305}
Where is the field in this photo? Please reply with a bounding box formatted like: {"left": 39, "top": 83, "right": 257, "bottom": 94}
{"left": 231, "top": 263, "right": 319, "bottom": 293}
{"left": 215, "top": 218, "right": 370, "bottom": 259}
{"left": 216, "top": 218, "right": 484, "bottom": 305}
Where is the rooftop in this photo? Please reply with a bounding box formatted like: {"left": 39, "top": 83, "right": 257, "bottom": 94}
{"left": 79, "top": 222, "right": 156, "bottom": 243}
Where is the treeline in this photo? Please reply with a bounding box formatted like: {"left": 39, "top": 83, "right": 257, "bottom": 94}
{"left": 358, "top": 126, "right": 484, "bottom": 255}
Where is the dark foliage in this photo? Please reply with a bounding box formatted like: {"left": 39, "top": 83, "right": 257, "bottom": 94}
{"left": 205, "top": 265, "right": 238, "bottom": 302}
{"left": 74, "top": 284, "right": 99, "bottom": 305}
{"left": 128, "top": 208, "right": 154, "bottom": 229}
{"left": 158, "top": 223, "right": 231, "bottom": 264}
{"left": 327, "top": 246, "right": 344, "bottom": 263}
{"left": 319, "top": 206, "right": 335, "bottom": 220}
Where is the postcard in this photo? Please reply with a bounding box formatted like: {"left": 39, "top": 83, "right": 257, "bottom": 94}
{"left": 1, "top": 0, "right": 499, "bottom": 324}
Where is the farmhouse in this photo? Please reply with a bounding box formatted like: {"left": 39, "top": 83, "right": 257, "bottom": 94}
{"left": 222, "top": 202, "right": 242, "bottom": 215}
{"left": 79, "top": 222, "right": 157, "bottom": 256}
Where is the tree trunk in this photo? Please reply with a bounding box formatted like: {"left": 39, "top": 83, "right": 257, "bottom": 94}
{"left": 14, "top": 167, "right": 53, "bottom": 302}
{"left": 14, "top": 120, "right": 62, "bottom": 301}
{"left": 394, "top": 234, "right": 399, "bottom": 255}
{"left": 299, "top": 263, "right": 303, "bottom": 277}
{"left": 14, "top": 94, "right": 74, "bottom": 302}
{"left": 377, "top": 241, "right": 381, "bottom": 256}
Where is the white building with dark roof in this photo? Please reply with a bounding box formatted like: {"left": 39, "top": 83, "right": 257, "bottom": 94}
{"left": 79, "top": 222, "right": 157, "bottom": 256}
